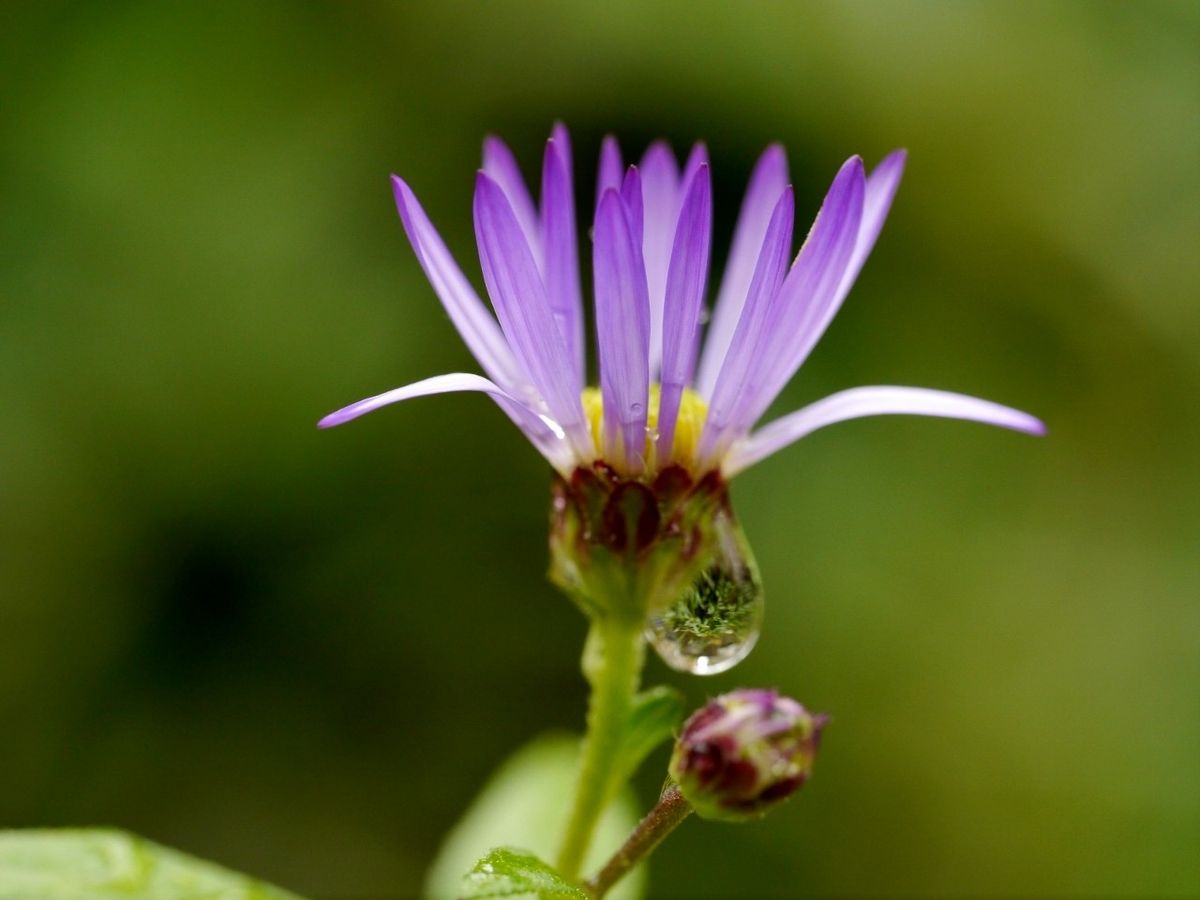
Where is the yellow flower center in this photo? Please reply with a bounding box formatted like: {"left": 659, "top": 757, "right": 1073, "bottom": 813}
{"left": 581, "top": 384, "right": 709, "bottom": 474}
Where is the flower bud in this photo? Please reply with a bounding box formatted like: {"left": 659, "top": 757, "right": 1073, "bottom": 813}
{"left": 669, "top": 689, "right": 827, "bottom": 822}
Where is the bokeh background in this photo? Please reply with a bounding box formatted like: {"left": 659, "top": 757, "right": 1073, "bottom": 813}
{"left": 2, "top": 1, "right": 1197, "bottom": 897}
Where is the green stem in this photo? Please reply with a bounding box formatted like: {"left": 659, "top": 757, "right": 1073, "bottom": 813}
{"left": 556, "top": 615, "right": 645, "bottom": 882}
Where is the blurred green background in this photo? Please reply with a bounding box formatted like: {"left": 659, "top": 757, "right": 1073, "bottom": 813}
{"left": 2, "top": 1, "right": 1197, "bottom": 897}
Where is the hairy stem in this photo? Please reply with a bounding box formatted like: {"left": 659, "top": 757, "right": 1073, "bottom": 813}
{"left": 556, "top": 616, "right": 645, "bottom": 882}
{"left": 585, "top": 784, "right": 693, "bottom": 898}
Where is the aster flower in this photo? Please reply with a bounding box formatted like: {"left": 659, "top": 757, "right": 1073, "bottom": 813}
{"left": 319, "top": 124, "right": 1043, "bottom": 482}
{"left": 318, "top": 126, "right": 1045, "bottom": 891}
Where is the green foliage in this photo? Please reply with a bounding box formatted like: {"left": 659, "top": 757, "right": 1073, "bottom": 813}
{"left": 2, "top": 3, "right": 1197, "bottom": 897}
{"left": 0, "top": 830, "right": 303, "bottom": 900}
{"left": 461, "top": 847, "right": 587, "bottom": 899}
{"left": 661, "top": 566, "right": 758, "bottom": 642}
{"left": 613, "top": 686, "right": 685, "bottom": 786}
{"left": 424, "top": 735, "right": 644, "bottom": 900}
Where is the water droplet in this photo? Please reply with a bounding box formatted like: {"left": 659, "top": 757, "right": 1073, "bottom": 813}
{"left": 631, "top": 402, "right": 644, "bottom": 413}
{"left": 646, "top": 510, "right": 763, "bottom": 675}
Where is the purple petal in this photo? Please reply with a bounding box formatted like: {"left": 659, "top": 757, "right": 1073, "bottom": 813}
{"left": 317, "top": 372, "right": 572, "bottom": 469}
{"left": 696, "top": 144, "right": 789, "bottom": 398}
{"left": 723, "top": 385, "right": 1046, "bottom": 476}
{"left": 835, "top": 149, "right": 906, "bottom": 301}
{"left": 597, "top": 135, "right": 623, "bottom": 216}
{"left": 744, "top": 152, "right": 903, "bottom": 419}
{"left": 639, "top": 141, "right": 682, "bottom": 377}
{"left": 696, "top": 187, "right": 795, "bottom": 466}
{"left": 620, "top": 165, "right": 644, "bottom": 249}
{"left": 319, "top": 372, "right": 535, "bottom": 430}
{"left": 541, "top": 136, "right": 585, "bottom": 386}
{"left": 483, "top": 135, "right": 542, "bottom": 267}
{"left": 551, "top": 122, "right": 573, "bottom": 181}
{"left": 731, "top": 156, "right": 866, "bottom": 436}
{"left": 657, "top": 163, "right": 713, "bottom": 466}
{"left": 473, "top": 173, "right": 589, "bottom": 454}
{"left": 593, "top": 189, "right": 651, "bottom": 472}
{"left": 680, "top": 142, "right": 709, "bottom": 195}
{"left": 391, "top": 176, "right": 528, "bottom": 394}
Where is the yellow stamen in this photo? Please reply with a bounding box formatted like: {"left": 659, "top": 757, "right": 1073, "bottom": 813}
{"left": 581, "top": 385, "right": 709, "bottom": 474}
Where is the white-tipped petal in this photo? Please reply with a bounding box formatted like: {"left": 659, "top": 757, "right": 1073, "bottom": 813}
{"left": 318, "top": 372, "right": 572, "bottom": 469}
{"left": 723, "top": 385, "right": 1046, "bottom": 476}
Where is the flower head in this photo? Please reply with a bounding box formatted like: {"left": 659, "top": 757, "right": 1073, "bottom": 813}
{"left": 320, "top": 126, "right": 1045, "bottom": 663}
{"left": 670, "top": 688, "right": 827, "bottom": 822}
{"left": 320, "top": 124, "right": 1042, "bottom": 480}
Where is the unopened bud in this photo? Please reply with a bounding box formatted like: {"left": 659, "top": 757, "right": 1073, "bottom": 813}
{"left": 669, "top": 689, "right": 827, "bottom": 822}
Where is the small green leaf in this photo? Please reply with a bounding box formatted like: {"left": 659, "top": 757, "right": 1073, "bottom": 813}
{"left": 614, "top": 686, "right": 685, "bottom": 784}
{"left": 424, "top": 734, "right": 644, "bottom": 900}
{"left": 0, "top": 829, "right": 304, "bottom": 899}
{"left": 461, "top": 847, "right": 587, "bottom": 899}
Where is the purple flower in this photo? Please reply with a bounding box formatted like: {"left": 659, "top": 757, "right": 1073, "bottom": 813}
{"left": 320, "top": 124, "right": 1044, "bottom": 477}
{"left": 669, "top": 688, "right": 827, "bottom": 821}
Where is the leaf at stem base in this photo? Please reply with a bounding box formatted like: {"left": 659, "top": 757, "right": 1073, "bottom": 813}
{"left": 462, "top": 847, "right": 588, "bottom": 899}
{"left": 424, "top": 733, "right": 645, "bottom": 900}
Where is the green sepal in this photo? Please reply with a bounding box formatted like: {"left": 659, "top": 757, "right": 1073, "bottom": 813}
{"left": 461, "top": 847, "right": 587, "bottom": 899}
{"left": 548, "top": 465, "right": 728, "bottom": 623}
{"left": 614, "top": 686, "right": 685, "bottom": 786}
{"left": 0, "top": 829, "right": 303, "bottom": 899}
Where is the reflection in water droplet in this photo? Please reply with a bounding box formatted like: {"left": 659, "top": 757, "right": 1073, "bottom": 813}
{"left": 646, "top": 510, "right": 763, "bottom": 675}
